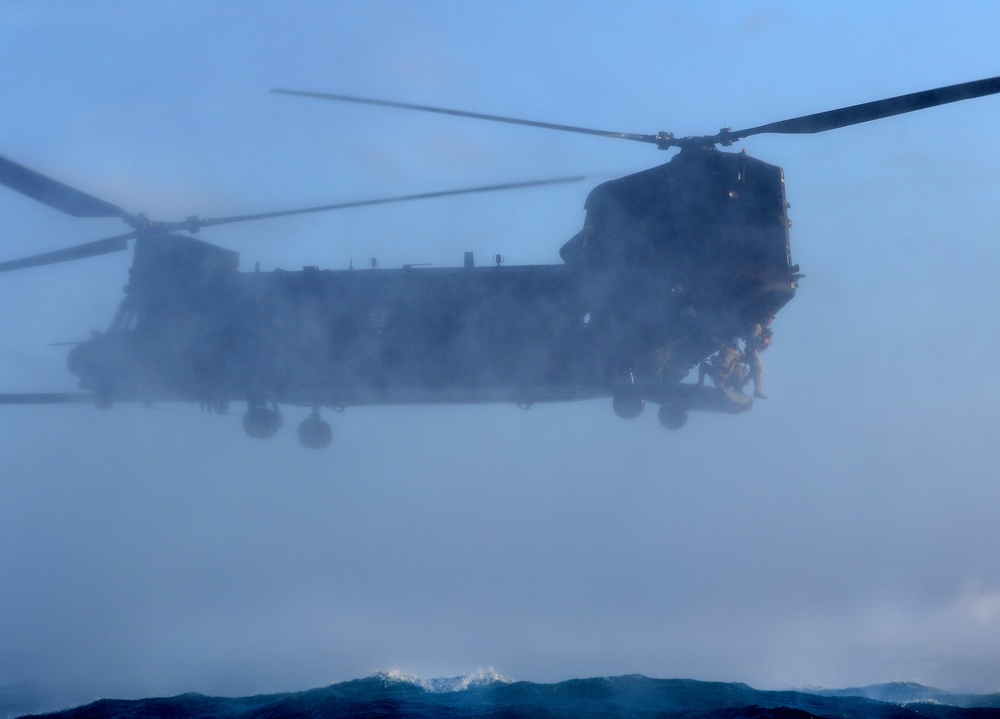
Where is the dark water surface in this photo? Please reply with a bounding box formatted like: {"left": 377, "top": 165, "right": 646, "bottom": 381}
{"left": 11, "top": 674, "right": 1000, "bottom": 719}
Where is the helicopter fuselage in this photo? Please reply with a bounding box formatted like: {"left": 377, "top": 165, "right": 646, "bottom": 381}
{"left": 66, "top": 148, "right": 799, "bottom": 430}
{"left": 9, "top": 73, "right": 1000, "bottom": 445}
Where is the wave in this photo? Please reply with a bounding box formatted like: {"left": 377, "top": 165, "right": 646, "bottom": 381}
{"left": 9, "top": 674, "right": 1000, "bottom": 719}
{"left": 373, "top": 667, "right": 514, "bottom": 692}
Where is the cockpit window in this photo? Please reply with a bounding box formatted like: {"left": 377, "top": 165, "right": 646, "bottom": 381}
{"left": 109, "top": 299, "right": 138, "bottom": 331}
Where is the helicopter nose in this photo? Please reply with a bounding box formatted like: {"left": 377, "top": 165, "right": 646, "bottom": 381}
{"left": 66, "top": 334, "right": 105, "bottom": 381}
{"left": 66, "top": 341, "right": 87, "bottom": 377}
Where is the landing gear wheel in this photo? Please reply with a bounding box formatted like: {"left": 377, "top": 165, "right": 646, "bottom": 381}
{"left": 297, "top": 416, "right": 332, "bottom": 449}
{"left": 243, "top": 406, "right": 282, "bottom": 440}
{"left": 612, "top": 392, "right": 645, "bottom": 419}
{"left": 658, "top": 404, "right": 688, "bottom": 430}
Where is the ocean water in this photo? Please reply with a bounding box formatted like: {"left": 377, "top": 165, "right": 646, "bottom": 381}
{"left": 9, "top": 673, "right": 1000, "bottom": 719}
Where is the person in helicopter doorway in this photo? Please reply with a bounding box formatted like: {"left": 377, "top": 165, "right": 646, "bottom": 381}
{"left": 743, "top": 313, "right": 774, "bottom": 399}
{"left": 697, "top": 336, "right": 745, "bottom": 390}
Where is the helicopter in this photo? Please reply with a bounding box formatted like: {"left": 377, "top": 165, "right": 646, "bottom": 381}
{"left": 2, "top": 75, "right": 999, "bottom": 448}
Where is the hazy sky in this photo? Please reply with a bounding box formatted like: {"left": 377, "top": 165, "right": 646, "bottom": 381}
{"left": 2, "top": 0, "right": 1000, "bottom": 704}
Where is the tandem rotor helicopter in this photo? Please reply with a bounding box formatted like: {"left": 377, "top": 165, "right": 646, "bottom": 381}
{"left": 2, "top": 76, "right": 999, "bottom": 448}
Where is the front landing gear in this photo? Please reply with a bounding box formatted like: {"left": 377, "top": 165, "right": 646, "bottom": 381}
{"left": 243, "top": 401, "right": 283, "bottom": 440}
{"left": 241, "top": 401, "right": 334, "bottom": 448}
{"left": 297, "top": 409, "right": 332, "bottom": 449}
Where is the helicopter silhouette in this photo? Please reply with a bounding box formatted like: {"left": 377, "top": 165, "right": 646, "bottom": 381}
{"left": 2, "top": 75, "right": 999, "bottom": 448}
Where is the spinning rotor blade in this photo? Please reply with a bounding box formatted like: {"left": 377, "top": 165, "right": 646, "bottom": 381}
{"left": 0, "top": 232, "right": 135, "bottom": 273}
{"left": 1, "top": 174, "right": 580, "bottom": 271}
{"left": 271, "top": 88, "right": 661, "bottom": 145}
{"left": 276, "top": 76, "right": 1000, "bottom": 150}
{"left": 0, "top": 154, "right": 138, "bottom": 221}
{"left": 194, "top": 176, "right": 585, "bottom": 229}
{"left": 0, "top": 392, "right": 99, "bottom": 404}
{"left": 722, "top": 74, "right": 1000, "bottom": 143}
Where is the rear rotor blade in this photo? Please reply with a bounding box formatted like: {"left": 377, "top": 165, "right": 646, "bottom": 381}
{"left": 0, "top": 231, "right": 135, "bottom": 272}
{"left": 194, "top": 176, "right": 585, "bottom": 229}
{"left": 0, "top": 154, "right": 138, "bottom": 221}
{"left": 275, "top": 76, "right": 1000, "bottom": 150}
{"left": 725, "top": 75, "right": 1000, "bottom": 142}
{"left": 271, "top": 88, "right": 661, "bottom": 145}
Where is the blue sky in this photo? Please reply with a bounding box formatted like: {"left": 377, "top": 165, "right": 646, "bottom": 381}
{"left": 2, "top": 0, "right": 1000, "bottom": 703}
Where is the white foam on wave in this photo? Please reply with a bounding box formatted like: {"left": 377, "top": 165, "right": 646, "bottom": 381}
{"left": 374, "top": 667, "right": 514, "bottom": 692}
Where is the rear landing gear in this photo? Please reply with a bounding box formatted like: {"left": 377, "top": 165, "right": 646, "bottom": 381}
{"left": 658, "top": 404, "right": 688, "bottom": 430}
{"left": 243, "top": 401, "right": 283, "bottom": 440}
{"left": 612, "top": 369, "right": 645, "bottom": 419}
{"left": 297, "top": 409, "right": 332, "bottom": 449}
{"left": 612, "top": 391, "right": 645, "bottom": 419}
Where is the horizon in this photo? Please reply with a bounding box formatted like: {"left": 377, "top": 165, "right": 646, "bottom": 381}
{"left": 5, "top": 670, "right": 998, "bottom": 719}
{"left": 3, "top": 667, "right": 997, "bottom": 705}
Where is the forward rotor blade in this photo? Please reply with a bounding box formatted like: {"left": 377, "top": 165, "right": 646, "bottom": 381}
{"left": 0, "top": 154, "right": 138, "bottom": 221}
{"left": 271, "top": 88, "right": 660, "bottom": 144}
{"left": 195, "top": 176, "right": 585, "bottom": 229}
{"left": 726, "top": 75, "right": 1000, "bottom": 142}
{"left": 0, "top": 392, "right": 99, "bottom": 405}
{"left": 0, "top": 231, "right": 135, "bottom": 272}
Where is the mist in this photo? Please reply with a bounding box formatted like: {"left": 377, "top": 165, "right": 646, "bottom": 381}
{"left": 2, "top": 0, "right": 1000, "bottom": 710}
